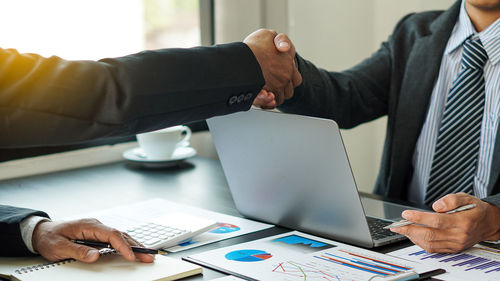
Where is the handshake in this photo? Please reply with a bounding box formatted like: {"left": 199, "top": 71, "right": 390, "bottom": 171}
{"left": 244, "top": 29, "right": 302, "bottom": 109}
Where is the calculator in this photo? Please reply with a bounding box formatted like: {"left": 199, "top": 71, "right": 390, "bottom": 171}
{"left": 125, "top": 213, "right": 217, "bottom": 249}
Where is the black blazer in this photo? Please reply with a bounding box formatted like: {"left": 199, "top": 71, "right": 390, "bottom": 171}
{"left": 280, "top": 1, "right": 500, "bottom": 206}
{"left": 0, "top": 42, "right": 265, "bottom": 256}
{"left": 0, "top": 42, "right": 264, "bottom": 147}
{"left": 0, "top": 205, "right": 49, "bottom": 256}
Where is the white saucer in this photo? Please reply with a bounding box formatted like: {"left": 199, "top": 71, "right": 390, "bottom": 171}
{"left": 123, "top": 146, "right": 197, "bottom": 167}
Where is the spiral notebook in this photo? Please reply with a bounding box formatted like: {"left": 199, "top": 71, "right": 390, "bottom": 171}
{"left": 0, "top": 249, "right": 202, "bottom": 281}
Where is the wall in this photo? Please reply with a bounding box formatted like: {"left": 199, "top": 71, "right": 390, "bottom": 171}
{"left": 214, "top": 0, "right": 455, "bottom": 192}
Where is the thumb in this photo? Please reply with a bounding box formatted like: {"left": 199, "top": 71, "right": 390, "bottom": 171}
{"left": 57, "top": 240, "right": 100, "bottom": 263}
{"left": 274, "top": 33, "right": 292, "bottom": 53}
{"left": 432, "top": 192, "right": 472, "bottom": 213}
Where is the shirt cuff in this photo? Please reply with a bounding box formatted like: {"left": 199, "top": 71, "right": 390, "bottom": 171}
{"left": 20, "top": 215, "right": 51, "bottom": 254}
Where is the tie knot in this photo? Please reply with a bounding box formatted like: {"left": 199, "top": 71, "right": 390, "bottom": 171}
{"left": 462, "top": 38, "right": 488, "bottom": 69}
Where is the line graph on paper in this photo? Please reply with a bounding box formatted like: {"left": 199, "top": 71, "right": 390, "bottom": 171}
{"left": 270, "top": 249, "right": 415, "bottom": 281}
{"left": 272, "top": 261, "right": 344, "bottom": 281}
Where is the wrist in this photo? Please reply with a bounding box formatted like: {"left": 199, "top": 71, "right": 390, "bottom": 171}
{"left": 32, "top": 220, "right": 53, "bottom": 253}
{"left": 485, "top": 203, "right": 500, "bottom": 241}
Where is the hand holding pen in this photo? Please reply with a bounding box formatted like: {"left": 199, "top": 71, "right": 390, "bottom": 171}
{"left": 72, "top": 240, "right": 167, "bottom": 255}
{"left": 388, "top": 193, "right": 500, "bottom": 254}
{"left": 384, "top": 204, "right": 477, "bottom": 229}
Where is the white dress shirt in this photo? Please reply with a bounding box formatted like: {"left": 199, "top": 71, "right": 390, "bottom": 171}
{"left": 20, "top": 216, "right": 51, "bottom": 253}
{"left": 408, "top": 0, "right": 500, "bottom": 204}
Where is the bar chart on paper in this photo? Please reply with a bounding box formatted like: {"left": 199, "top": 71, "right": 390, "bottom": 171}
{"left": 388, "top": 244, "right": 500, "bottom": 281}
{"left": 186, "top": 231, "right": 431, "bottom": 281}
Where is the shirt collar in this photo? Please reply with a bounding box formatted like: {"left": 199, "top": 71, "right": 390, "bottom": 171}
{"left": 446, "top": 0, "right": 500, "bottom": 66}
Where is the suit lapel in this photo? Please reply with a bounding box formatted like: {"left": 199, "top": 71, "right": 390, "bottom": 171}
{"left": 388, "top": 2, "right": 460, "bottom": 199}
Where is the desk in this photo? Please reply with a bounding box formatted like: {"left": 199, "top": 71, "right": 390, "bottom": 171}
{"left": 0, "top": 157, "right": 410, "bottom": 280}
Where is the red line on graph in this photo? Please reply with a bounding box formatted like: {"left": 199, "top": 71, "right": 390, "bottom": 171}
{"left": 320, "top": 255, "right": 389, "bottom": 275}
{"left": 339, "top": 250, "right": 411, "bottom": 270}
{"left": 272, "top": 262, "right": 286, "bottom": 272}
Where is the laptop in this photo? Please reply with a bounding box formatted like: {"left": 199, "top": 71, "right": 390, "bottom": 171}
{"left": 207, "top": 109, "right": 426, "bottom": 247}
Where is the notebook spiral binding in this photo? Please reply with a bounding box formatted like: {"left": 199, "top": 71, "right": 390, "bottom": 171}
{"left": 14, "top": 248, "right": 116, "bottom": 274}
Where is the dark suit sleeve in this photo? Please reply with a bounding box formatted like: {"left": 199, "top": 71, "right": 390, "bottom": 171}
{"left": 483, "top": 194, "right": 500, "bottom": 208}
{"left": 278, "top": 13, "right": 420, "bottom": 130}
{"left": 0, "top": 42, "right": 264, "bottom": 147}
{"left": 278, "top": 46, "right": 392, "bottom": 129}
{"left": 0, "top": 205, "right": 49, "bottom": 256}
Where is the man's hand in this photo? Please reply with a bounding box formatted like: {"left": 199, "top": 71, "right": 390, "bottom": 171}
{"left": 390, "top": 193, "right": 500, "bottom": 253}
{"left": 32, "top": 218, "right": 154, "bottom": 263}
{"left": 244, "top": 29, "right": 302, "bottom": 107}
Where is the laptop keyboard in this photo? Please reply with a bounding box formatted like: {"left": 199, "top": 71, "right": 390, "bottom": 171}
{"left": 366, "top": 217, "right": 400, "bottom": 241}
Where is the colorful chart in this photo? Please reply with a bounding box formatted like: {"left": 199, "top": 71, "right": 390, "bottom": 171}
{"left": 178, "top": 240, "right": 199, "bottom": 247}
{"left": 409, "top": 249, "right": 500, "bottom": 274}
{"left": 210, "top": 223, "right": 241, "bottom": 234}
{"left": 272, "top": 235, "right": 336, "bottom": 254}
{"left": 225, "top": 250, "right": 273, "bottom": 262}
{"left": 315, "top": 249, "right": 412, "bottom": 276}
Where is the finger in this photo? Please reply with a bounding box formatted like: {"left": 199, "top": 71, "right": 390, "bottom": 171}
{"left": 274, "top": 33, "right": 292, "bottom": 53}
{"left": 67, "top": 219, "right": 136, "bottom": 262}
{"left": 401, "top": 210, "right": 457, "bottom": 229}
{"left": 51, "top": 239, "right": 100, "bottom": 263}
{"left": 391, "top": 224, "right": 451, "bottom": 245}
{"left": 269, "top": 86, "right": 284, "bottom": 106}
{"left": 261, "top": 92, "right": 277, "bottom": 109}
{"left": 292, "top": 65, "right": 303, "bottom": 87}
{"left": 404, "top": 233, "right": 465, "bottom": 253}
{"left": 432, "top": 192, "right": 475, "bottom": 212}
{"left": 253, "top": 90, "right": 276, "bottom": 109}
{"left": 284, "top": 81, "right": 294, "bottom": 100}
{"left": 122, "top": 233, "right": 155, "bottom": 263}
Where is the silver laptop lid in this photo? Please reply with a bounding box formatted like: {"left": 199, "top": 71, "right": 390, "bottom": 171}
{"left": 208, "top": 109, "right": 374, "bottom": 247}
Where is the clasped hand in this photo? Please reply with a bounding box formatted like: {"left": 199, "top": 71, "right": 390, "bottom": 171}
{"left": 390, "top": 193, "right": 500, "bottom": 253}
{"left": 244, "top": 29, "right": 302, "bottom": 108}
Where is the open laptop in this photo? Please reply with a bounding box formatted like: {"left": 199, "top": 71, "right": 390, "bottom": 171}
{"left": 207, "top": 109, "right": 426, "bottom": 248}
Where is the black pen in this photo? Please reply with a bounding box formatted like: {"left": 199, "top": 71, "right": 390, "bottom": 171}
{"left": 72, "top": 239, "right": 167, "bottom": 255}
{"left": 414, "top": 268, "right": 446, "bottom": 280}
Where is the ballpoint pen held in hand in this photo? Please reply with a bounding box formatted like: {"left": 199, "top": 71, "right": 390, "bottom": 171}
{"left": 383, "top": 204, "right": 477, "bottom": 229}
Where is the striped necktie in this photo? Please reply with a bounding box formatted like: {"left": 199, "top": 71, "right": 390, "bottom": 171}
{"left": 424, "top": 38, "right": 489, "bottom": 206}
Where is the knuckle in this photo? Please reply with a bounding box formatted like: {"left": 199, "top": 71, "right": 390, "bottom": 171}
{"left": 432, "top": 216, "right": 443, "bottom": 228}
{"left": 76, "top": 246, "right": 90, "bottom": 259}
{"left": 110, "top": 228, "right": 123, "bottom": 237}
{"left": 455, "top": 233, "right": 468, "bottom": 245}
{"left": 424, "top": 244, "right": 435, "bottom": 253}
{"left": 423, "top": 229, "right": 435, "bottom": 242}
{"left": 79, "top": 218, "right": 100, "bottom": 225}
{"left": 444, "top": 194, "right": 459, "bottom": 207}
{"left": 397, "top": 227, "right": 409, "bottom": 235}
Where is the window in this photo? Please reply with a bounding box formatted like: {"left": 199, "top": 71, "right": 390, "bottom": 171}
{"left": 0, "top": 0, "right": 201, "bottom": 60}
{"left": 0, "top": 0, "right": 207, "bottom": 162}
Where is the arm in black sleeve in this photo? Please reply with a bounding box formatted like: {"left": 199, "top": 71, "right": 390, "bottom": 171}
{"left": 0, "top": 205, "right": 49, "bottom": 256}
{"left": 279, "top": 45, "right": 392, "bottom": 129}
{"left": 0, "top": 42, "right": 264, "bottom": 147}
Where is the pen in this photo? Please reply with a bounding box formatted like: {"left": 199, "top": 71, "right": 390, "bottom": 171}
{"left": 383, "top": 203, "right": 476, "bottom": 229}
{"left": 414, "top": 268, "right": 446, "bottom": 280}
{"left": 72, "top": 239, "right": 167, "bottom": 255}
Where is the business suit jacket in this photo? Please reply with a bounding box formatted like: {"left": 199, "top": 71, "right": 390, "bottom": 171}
{"left": 0, "top": 42, "right": 265, "bottom": 256}
{"left": 0, "top": 42, "right": 264, "bottom": 147}
{"left": 0, "top": 206, "right": 49, "bottom": 257}
{"left": 280, "top": 1, "right": 500, "bottom": 206}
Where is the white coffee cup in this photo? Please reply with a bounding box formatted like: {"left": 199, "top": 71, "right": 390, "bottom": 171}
{"left": 136, "top": 125, "right": 192, "bottom": 160}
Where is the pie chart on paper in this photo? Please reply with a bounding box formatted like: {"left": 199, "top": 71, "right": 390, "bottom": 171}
{"left": 210, "top": 223, "right": 241, "bottom": 234}
{"left": 225, "top": 249, "right": 273, "bottom": 262}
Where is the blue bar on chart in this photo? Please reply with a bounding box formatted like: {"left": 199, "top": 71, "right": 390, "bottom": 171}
{"left": 410, "top": 250, "right": 500, "bottom": 274}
